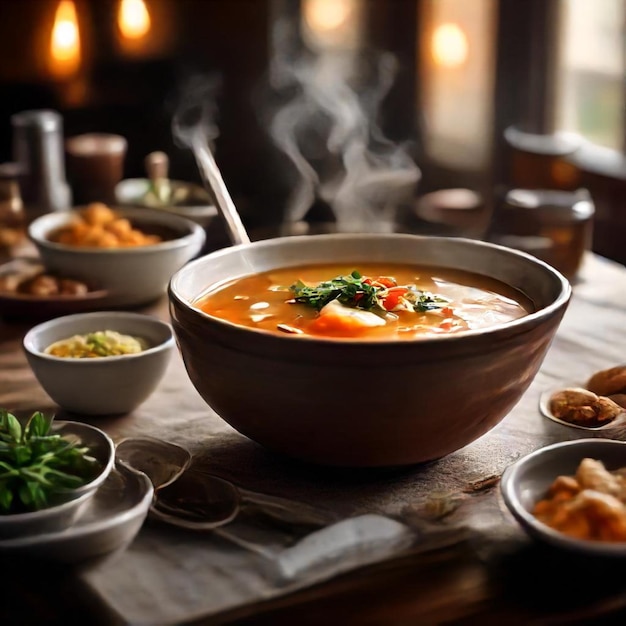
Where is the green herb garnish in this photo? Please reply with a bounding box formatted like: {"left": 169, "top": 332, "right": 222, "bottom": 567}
{"left": 290, "top": 271, "right": 385, "bottom": 312}
{"left": 410, "top": 291, "right": 450, "bottom": 312}
{"left": 289, "top": 271, "right": 449, "bottom": 314}
{"left": 0, "top": 410, "right": 101, "bottom": 514}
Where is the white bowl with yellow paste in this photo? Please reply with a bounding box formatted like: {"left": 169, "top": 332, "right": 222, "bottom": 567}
{"left": 23, "top": 311, "right": 174, "bottom": 416}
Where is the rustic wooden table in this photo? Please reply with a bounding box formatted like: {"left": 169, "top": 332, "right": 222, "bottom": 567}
{"left": 1, "top": 252, "right": 625, "bottom": 626}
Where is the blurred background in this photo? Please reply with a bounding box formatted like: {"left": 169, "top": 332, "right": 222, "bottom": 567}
{"left": 0, "top": 0, "right": 624, "bottom": 272}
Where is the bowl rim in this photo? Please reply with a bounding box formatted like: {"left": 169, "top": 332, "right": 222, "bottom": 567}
{"left": 22, "top": 310, "right": 175, "bottom": 363}
{"left": 168, "top": 233, "right": 572, "bottom": 347}
{"left": 0, "top": 289, "right": 110, "bottom": 303}
{"left": 500, "top": 438, "right": 626, "bottom": 555}
{"left": 27, "top": 205, "right": 205, "bottom": 255}
{"left": 0, "top": 419, "right": 115, "bottom": 523}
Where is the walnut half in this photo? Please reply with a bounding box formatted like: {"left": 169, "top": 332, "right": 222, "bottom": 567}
{"left": 549, "top": 387, "right": 624, "bottom": 427}
{"left": 587, "top": 366, "right": 626, "bottom": 397}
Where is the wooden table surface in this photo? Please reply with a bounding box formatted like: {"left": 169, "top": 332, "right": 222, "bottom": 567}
{"left": 1, "top": 251, "right": 626, "bottom": 626}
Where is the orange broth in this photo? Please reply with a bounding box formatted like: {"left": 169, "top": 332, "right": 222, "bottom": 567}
{"left": 193, "top": 263, "right": 533, "bottom": 340}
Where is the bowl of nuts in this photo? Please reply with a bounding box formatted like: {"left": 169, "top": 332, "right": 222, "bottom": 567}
{"left": 0, "top": 258, "right": 110, "bottom": 322}
{"left": 27, "top": 203, "right": 205, "bottom": 308}
{"left": 540, "top": 364, "right": 626, "bottom": 430}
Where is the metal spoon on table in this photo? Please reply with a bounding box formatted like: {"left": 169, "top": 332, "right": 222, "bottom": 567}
{"left": 115, "top": 436, "right": 335, "bottom": 532}
{"left": 116, "top": 436, "right": 238, "bottom": 529}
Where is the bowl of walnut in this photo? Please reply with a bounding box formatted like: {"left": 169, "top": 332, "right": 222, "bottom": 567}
{"left": 540, "top": 365, "right": 626, "bottom": 430}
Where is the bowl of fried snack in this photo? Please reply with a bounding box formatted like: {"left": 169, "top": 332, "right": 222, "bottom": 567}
{"left": 28, "top": 203, "right": 206, "bottom": 307}
{"left": 501, "top": 438, "right": 626, "bottom": 556}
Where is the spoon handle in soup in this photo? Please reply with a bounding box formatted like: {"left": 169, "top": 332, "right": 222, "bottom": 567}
{"left": 191, "top": 134, "right": 250, "bottom": 246}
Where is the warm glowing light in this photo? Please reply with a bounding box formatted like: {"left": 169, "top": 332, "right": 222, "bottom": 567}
{"left": 50, "top": 0, "right": 81, "bottom": 76}
{"left": 304, "top": 0, "right": 354, "bottom": 33}
{"left": 118, "top": 0, "right": 151, "bottom": 40}
{"left": 432, "top": 23, "right": 468, "bottom": 68}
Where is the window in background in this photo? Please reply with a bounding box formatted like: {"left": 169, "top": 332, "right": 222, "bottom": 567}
{"left": 418, "top": 0, "right": 497, "bottom": 171}
{"left": 555, "top": 0, "right": 625, "bottom": 152}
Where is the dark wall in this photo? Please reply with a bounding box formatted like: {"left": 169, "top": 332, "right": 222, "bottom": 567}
{"left": 0, "top": 0, "right": 279, "bottom": 227}
{"left": 0, "top": 0, "right": 427, "bottom": 234}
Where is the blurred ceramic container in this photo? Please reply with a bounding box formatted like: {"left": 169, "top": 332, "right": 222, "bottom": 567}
{"left": 65, "top": 133, "right": 127, "bottom": 205}
{"left": 115, "top": 178, "right": 217, "bottom": 228}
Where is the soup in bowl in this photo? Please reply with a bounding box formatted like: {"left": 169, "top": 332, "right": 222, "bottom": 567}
{"left": 168, "top": 234, "right": 571, "bottom": 467}
{"left": 195, "top": 263, "right": 533, "bottom": 340}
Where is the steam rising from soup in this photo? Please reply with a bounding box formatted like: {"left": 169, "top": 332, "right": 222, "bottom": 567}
{"left": 194, "top": 263, "right": 532, "bottom": 340}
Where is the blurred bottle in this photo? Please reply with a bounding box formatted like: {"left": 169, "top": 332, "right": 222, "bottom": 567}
{"left": 11, "top": 109, "right": 72, "bottom": 218}
{"left": 0, "top": 162, "right": 26, "bottom": 255}
{"left": 488, "top": 187, "right": 595, "bottom": 281}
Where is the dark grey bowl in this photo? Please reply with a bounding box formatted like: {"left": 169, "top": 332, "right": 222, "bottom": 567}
{"left": 169, "top": 233, "right": 571, "bottom": 467}
{"left": 501, "top": 438, "right": 626, "bottom": 556}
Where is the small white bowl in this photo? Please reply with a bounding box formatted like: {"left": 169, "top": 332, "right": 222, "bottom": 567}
{"left": 115, "top": 178, "right": 218, "bottom": 228}
{"left": 501, "top": 438, "right": 626, "bottom": 556}
{"left": 28, "top": 206, "right": 206, "bottom": 307}
{"left": 23, "top": 311, "right": 175, "bottom": 416}
{"left": 0, "top": 420, "right": 115, "bottom": 538}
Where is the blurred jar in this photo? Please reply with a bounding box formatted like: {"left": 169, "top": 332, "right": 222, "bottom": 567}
{"left": 504, "top": 127, "right": 583, "bottom": 191}
{"left": 0, "top": 162, "right": 26, "bottom": 254}
{"left": 413, "top": 188, "right": 488, "bottom": 239}
{"left": 488, "top": 188, "right": 594, "bottom": 281}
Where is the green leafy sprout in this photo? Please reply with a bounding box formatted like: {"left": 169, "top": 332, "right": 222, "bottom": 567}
{"left": 290, "top": 271, "right": 385, "bottom": 313}
{"left": 289, "top": 270, "right": 449, "bottom": 314}
{"left": 0, "top": 410, "right": 102, "bottom": 514}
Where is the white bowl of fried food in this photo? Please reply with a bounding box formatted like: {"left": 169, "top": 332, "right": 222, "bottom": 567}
{"left": 501, "top": 438, "right": 626, "bottom": 556}
{"left": 28, "top": 203, "right": 206, "bottom": 307}
{"left": 23, "top": 311, "right": 175, "bottom": 415}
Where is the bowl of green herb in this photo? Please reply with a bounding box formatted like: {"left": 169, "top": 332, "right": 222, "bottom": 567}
{"left": 0, "top": 410, "right": 115, "bottom": 538}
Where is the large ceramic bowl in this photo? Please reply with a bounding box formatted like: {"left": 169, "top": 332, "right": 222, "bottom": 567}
{"left": 168, "top": 234, "right": 571, "bottom": 467}
{"left": 23, "top": 311, "right": 175, "bottom": 416}
{"left": 28, "top": 206, "right": 206, "bottom": 307}
{"left": 0, "top": 420, "right": 115, "bottom": 539}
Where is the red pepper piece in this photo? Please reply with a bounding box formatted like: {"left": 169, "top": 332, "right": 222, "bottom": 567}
{"left": 382, "top": 287, "right": 408, "bottom": 310}
{"left": 374, "top": 276, "right": 397, "bottom": 288}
